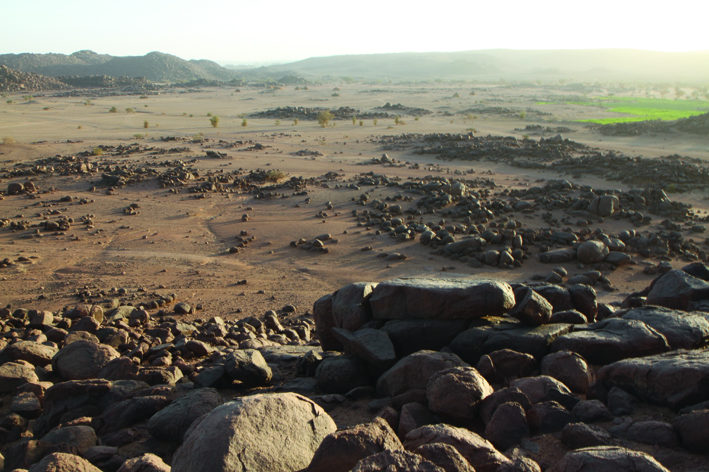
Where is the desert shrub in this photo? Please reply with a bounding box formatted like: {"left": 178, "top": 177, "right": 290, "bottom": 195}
{"left": 453, "top": 92, "right": 461, "bottom": 98}
{"left": 3, "top": 137, "right": 16, "bottom": 145}
{"left": 414, "top": 116, "right": 419, "bottom": 121}
{"left": 275, "top": 120, "right": 281, "bottom": 126}
{"left": 519, "top": 111, "right": 527, "bottom": 119}
{"left": 109, "top": 107, "right": 117, "bottom": 113}
{"left": 143, "top": 121, "right": 149, "bottom": 129}
{"left": 241, "top": 119, "right": 247, "bottom": 127}
{"left": 293, "top": 118, "right": 299, "bottom": 125}
{"left": 264, "top": 170, "right": 286, "bottom": 182}
{"left": 333, "top": 87, "right": 340, "bottom": 91}
{"left": 352, "top": 116, "right": 356, "bottom": 125}
{"left": 317, "top": 110, "right": 333, "bottom": 127}
{"left": 77, "top": 126, "right": 82, "bottom": 129}
{"left": 125, "top": 108, "right": 134, "bottom": 113}
{"left": 133, "top": 134, "right": 145, "bottom": 139}
{"left": 373, "top": 118, "right": 378, "bottom": 126}
{"left": 394, "top": 115, "right": 401, "bottom": 125}
{"left": 92, "top": 147, "right": 103, "bottom": 156}
{"left": 210, "top": 116, "right": 220, "bottom": 128}
{"left": 332, "top": 93, "right": 339, "bottom": 97}
{"left": 207, "top": 112, "right": 212, "bottom": 117}
{"left": 522, "top": 134, "right": 530, "bottom": 139}
{"left": 666, "top": 183, "right": 679, "bottom": 193}
{"left": 43, "top": 107, "right": 50, "bottom": 110}
{"left": 359, "top": 120, "right": 363, "bottom": 126}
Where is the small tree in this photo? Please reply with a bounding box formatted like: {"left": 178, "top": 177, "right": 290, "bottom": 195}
{"left": 519, "top": 111, "right": 527, "bottom": 120}
{"left": 317, "top": 110, "right": 333, "bottom": 127}
{"left": 394, "top": 115, "right": 401, "bottom": 125}
{"left": 359, "top": 120, "right": 363, "bottom": 126}
{"left": 109, "top": 107, "right": 117, "bottom": 113}
{"left": 125, "top": 108, "right": 134, "bottom": 113}
{"left": 143, "top": 120, "right": 149, "bottom": 129}
{"left": 352, "top": 116, "right": 357, "bottom": 125}
{"left": 293, "top": 118, "right": 299, "bottom": 125}
{"left": 241, "top": 119, "right": 248, "bottom": 127}
{"left": 210, "top": 116, "right": 220, "bottom": 128}
{"left": 373, "top": 118, "right": 378, "bottom": 126}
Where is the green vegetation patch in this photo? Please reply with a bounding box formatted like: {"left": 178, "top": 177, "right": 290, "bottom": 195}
{"left": 538, "top": 97, "right": 709, "bottom": 124}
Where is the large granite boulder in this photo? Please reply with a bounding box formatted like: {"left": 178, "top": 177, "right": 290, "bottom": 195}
{"left": 426, "top": 367, "right": 493, "bottom": 424}
{"left": 594, "top": 349, "right": 709, "bottom": 411}
{"left": 376, "top": 351, "right": 468, "bottom": 397}
{"left": 369, "top": 278, "right": 514, "bottom": 320}
{"left": 52, "top": 341, "right": 119, "bottom": 381}
{"left": 332, "top": 328, "right": 396, "bottom": 372}
{"left": 547, "top": 446, "right": 669, "bottom": 472}
{"left": 646, "top": 269, "right": 709, "bottom": 310}
{"left": 306, "top": 417, "right": 402, "bottom": 472}
{"left": 550, "top": 319, "right": 670, "bottom": 365}
{"left": 171, "top": 393, "right": 336, "bottom": 472}
{"left": 617, "top": 305, "right": 709, "bottom": 350}
{"left": 404, "top": 424, "right": 510, "bottom": 472}
{"left": 147, "top": 387, "right": 222, "bottom": 442}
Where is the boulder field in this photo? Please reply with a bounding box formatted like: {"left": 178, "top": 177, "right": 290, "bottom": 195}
{"left": 2, "top": 266, "right": 709, "bottom": 470}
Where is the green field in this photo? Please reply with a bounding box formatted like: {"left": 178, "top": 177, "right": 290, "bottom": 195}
{"left": 538, "top": 97, "right": 709, "bottom": 124}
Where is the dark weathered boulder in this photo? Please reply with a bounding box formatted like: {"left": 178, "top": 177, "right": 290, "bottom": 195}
{"left": 332, "top": 328, "right": 396, "bottom": 371}
{"left": 351, "top": 450, "right": 444, "bottom": 472}
{"left": 594, "top": 349, "right": 709, "bottom": 411}
{"left": 369, "top": 278, "right": 514, "bottom": 320}
{"left": 571, "top": 400, "right": 614, "bottom": 423}
{"left": 608, "top": 420, "right": 679, "bottom": 447}
{"left": 550, "top": 319, "right": 670, "bottom": 365}
{"left": 673, "top": 409, "right": 709, "bottom": 453}
{"left": 52, "top": 341, "right": 119, "bottom": 381}
{"left": 313, "top": 293, "right": 340, "bottom": 352}
{"left": 306, "top": 417, "right": 402, "bottom": 472}
{"left": 577, "top": 240, "right": 609, "bottom": 264}
{"left": 116, "top": 453, "right": 171, "bottom": 472}
{"left": 476, "top": 349, "right": 538, "bottom": 386}
{"left": 534, "top": 285, "right": 575, "bottom": 313}
{"left": 332, "top": 282, "right": 377, "bottom": 331}
{"left": 508, "top": 287, "right": 552, "bottom": 325}
{"left": 539, "top": 248, "right": 576, "bottom": 264}
{"left": 413, "top": 443, "right": 476, "bottom": 472}
{"left": 381, "top": 320, "right": 470, "bottom": 357}
{"left": 569, "top": 284, "right": 598, "bottom": 322}
{"left": 561, "top": 423, "right": 612, "bottom": 449}
{"left": 541, "top": 350, "right": 594, "bottom": 394}
{"left": 7, "top": 341, "right": 57, "bottom": 367}
{"left": 484, "top": 402, "right": 529, "bottom": 450}
{"left": 404, "top": 424, "right": 510, "bottom": 472}
{"left": 376, "top": 350, "right": 468, "bottom": 397}
{"left": 607, "top": 387, "right": 638, "bottom": 416}
{"left": 509, "top": 375, "right": 579, "bottom": 410}
{"left": 398, "top": 403, "right": 435, "bottom": 438}
{"left": 618, "top": 305, "right": 709, "bottom": 350}
{"left": 224, "top": 349, "right": 272, "bottom": 386}
{"left": 316, "top": 355, "right": 371, "bottom": 393}
{"left": 646, "top": 269, "right": 709, "bottom": 310}
{"left": 40, "top": 425, "right": 96, "bottom": 455}
{"left": 98, "top": 357, "right": 139, "bottom": 381}
{"left": 549, "top": 310, "right": 588, "bottom": 324}
{"left": 426, "top": 367, "right": 493, "bottom": 424}
{"left": 171, "top": 393, "right": 336, "bottom": 472}
{"left": 0, "top": 360, "right": 39, "bottom": 393}
{"left": 479, "top": 387, "right": 532, "bottom": 425}
{"left": 28, "top": 452, "right": 102, "bottom": 472}
{"left": 450, "top": 323, "right": 572, "bottom": 365}
{"left": 547, "top": 446, "right": 670, "bottom": 472}
{"left": 99, "top": 395, "right": 172, "bottom": 434}
{"left": 147, "top": 387, "right": 222, "bottom": 443}
{"left": 527, "top": 401, "right": 574, "bottom": 434}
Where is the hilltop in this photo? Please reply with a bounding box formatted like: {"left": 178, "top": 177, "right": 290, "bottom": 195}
{"left": 0, "top": 50, "right": 240, "bottom": 83}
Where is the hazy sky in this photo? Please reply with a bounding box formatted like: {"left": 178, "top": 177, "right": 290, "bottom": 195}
{"left": 3, "top": 0, "right": 707, "bottom": 64}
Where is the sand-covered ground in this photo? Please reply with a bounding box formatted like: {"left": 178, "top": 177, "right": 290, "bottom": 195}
{"left": 1, "top": 83, "right": 709, "bottom": 321}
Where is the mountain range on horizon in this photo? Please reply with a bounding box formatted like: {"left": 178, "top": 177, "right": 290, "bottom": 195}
{"left": 1, "top": 49, "right": 708, "bottom": 84}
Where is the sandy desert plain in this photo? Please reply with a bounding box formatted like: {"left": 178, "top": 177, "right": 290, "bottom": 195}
{"left": 2, "top": 82, "right": 709, "bottom": 470}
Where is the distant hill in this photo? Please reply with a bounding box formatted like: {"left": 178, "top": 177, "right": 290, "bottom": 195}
{"left": 261, "top": 49, "right": 709, "bottom": 82}
{"left": 0, "top": 50, "right": 240, "bottom": 83}
{"left": 0, "top": 65, "right": 70, "bottom": 92}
